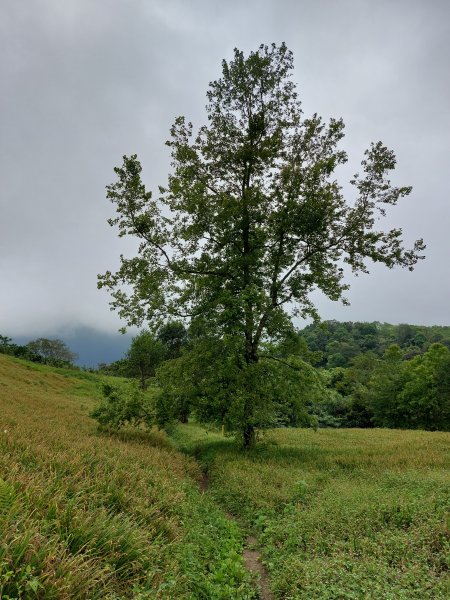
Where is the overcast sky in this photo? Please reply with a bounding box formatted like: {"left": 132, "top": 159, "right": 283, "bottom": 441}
{"left": 1, "top": 0, "right": 449, "bottom": 341}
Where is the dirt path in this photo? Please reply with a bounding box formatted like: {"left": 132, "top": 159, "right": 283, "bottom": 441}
{"left": 200, "top": 472, "right": 274, "bottom": 600}
{"left": 243, "top": 534, "right": 274, "bottom": 600}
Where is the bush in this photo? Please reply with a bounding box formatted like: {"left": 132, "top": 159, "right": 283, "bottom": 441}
{"left": 90, "top": 382, "right": 156, "bottom": 430}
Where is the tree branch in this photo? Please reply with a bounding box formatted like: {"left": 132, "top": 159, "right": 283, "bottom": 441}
{"left": 259, "top": 354, "right": 304, "bottom": 371}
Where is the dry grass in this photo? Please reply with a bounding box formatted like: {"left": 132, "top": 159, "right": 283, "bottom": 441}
{"left": 0, "top": 356, "right": 254, "bottom": 599}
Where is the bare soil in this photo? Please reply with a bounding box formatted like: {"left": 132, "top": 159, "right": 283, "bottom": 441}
{"left": 244, "top": 535, "right": 274, "bottom": 600}
{"left": 199, "top": 471, "right": 209, "bottom": 492}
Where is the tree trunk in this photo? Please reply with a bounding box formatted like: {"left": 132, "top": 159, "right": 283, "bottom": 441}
{"left": 139, "top": 364, "right": 147, "bottom": 390}
{"left": 242, "top": 347, "right": 258, "bottom": 448}
{"left": 243, "top": 422, "right": 255, "bottom": 449}
{"left": 178, "top": 405, "right": 189, "bottom": 423}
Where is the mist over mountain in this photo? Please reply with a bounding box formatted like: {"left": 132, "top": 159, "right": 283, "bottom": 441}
{"left": 13, "top": 326, "right": 133, "bottom": 368}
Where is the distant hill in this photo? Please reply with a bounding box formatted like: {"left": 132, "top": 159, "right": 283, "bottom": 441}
{"left": 300, "top": 320, "right": 450, "bottom": 367}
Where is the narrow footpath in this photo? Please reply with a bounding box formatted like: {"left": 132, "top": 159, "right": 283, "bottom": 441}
{"left": 200, "top": 471, "right": 274, "bottom": 600}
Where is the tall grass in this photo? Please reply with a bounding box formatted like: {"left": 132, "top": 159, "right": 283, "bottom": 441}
{"left": 0, "top": 355, "right": 254, "bottom": 599}
{"left": 3, "top": 353, "right": 448, "bottom": 598}
{"left": 173, "top": 424, "right": 450, "bottom": 599}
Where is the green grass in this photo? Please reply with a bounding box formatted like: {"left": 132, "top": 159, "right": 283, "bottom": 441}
{"left": 171, "top": 423, "right": 450, "bottom": 599}
{"left": 2, "top": 353, "right": 449, "bottom": 599}
{"left": 0, "top": 355, "right": 255, "bottom": 599}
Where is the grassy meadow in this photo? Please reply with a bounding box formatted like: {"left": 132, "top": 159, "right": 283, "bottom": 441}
{"left": 172, "top": 424, "right": 450, "bottom": 599}
{"left": 1, "top": 353, "right": 449, "bottom": 599}
{"left": 0, "top": 355, "right": 254, "bottom": 599}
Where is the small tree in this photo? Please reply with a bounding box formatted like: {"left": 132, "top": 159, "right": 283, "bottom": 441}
{"left": 156, "top": 321, "right": 187, "bottom": 360}
{"left": 90, "top": 383, "right": 154, "bottom": 430}
{"left": 26, "top": 338, "right": 77, "bottom": 366}
{"left": 99, "top": 43, "right": 424, "bottom": 446}
{"left": 127, "top": 330, "right": 166, "bottom": 389}
{"left": 0, "top": 335, "right": 12, "bottom": 350}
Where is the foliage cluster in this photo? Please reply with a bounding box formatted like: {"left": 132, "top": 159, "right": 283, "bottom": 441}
{"left": 368, "top": 343, "right": 450, "bottom": 430}
{"left": 172, "top": 423, "right": 450, "bottom": 599}
{"left": 0, "top": 354, "right": 255, "bottom": 599}
{"left": 92, "top": 329, "right": 335, "bottom": 445}
{"left": 91, "top": 381, "right": 157, "bottom": 431}
{"left": 311, "top": 340, "right": 450, "bottom": 431}
{"left": 93, "top": 319, "right": 450, "bottom": 437}
{"left": 98, "top": 322, "right": 187, "bottom": 389}
{"left": 300, "top": 320, "right": 450, "bottom": 367}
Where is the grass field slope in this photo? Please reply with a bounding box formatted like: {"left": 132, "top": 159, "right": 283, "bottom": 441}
{"left": 173, "top": 424, "right": 450, "bottom": 599}
{"left": 0, "top": 355, "right": 254, "bottom": 599}
{"left": 1, "top": 353, "right": 449, "bottom": 599}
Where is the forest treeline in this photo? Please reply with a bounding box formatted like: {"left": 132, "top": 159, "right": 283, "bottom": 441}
{"left": 299, "top": 321, "right": 450, "bottom": 431}
{"left": 3, "top": 322, "right": 449, "bottom": 433}
{"left": 92, "top": 321, "right": 450, "bottom": 434}
{"left": 301, "top": 320, "right": 450, "bottom": 366}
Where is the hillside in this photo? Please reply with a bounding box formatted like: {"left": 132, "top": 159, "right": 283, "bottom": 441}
{"left": 0, "top": 355, "right": 254, "bottom": 599}
{"left": 300, "top": 321, "right": 450, "bottom": 367}
{"left": 1, "top": 354, "right": 449, "bottom": 598}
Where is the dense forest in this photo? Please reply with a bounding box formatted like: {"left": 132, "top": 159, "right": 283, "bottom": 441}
{"left": 298, "top": 321, "right": 450, "bottom": 431}
{"left": 301, "top": 321, "right": 450, "bottom": 366}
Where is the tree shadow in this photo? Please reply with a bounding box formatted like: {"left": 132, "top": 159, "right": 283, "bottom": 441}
{"left": 94, "top": 426, "right": 171, "bottom": 449}
{"left": 180, "top": 431, "right": 334, "bottom": 470}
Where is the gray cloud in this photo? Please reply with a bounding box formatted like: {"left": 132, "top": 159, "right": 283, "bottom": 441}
{"left": 1, "top": 0, "right": 449, "bottom": 338}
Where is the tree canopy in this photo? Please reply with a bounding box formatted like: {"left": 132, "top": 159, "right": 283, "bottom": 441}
{"left": 368, "top": 343, "right": 450, "bottom": 431}
{"left": 98, "top": 43, "right": 424, "bottom": 446}
{"left": 26, "top": 338, "right": 77, "bottom": 366}
{"left": 126, "top": 330, "right": 166, "bottom": 389}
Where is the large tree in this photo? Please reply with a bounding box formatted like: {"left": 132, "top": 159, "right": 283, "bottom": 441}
{"left": 98, "top": 43, "right": 424, "bottom": 446}
{"left": 368, "top": 343, "right": 450, "bottom": 431}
